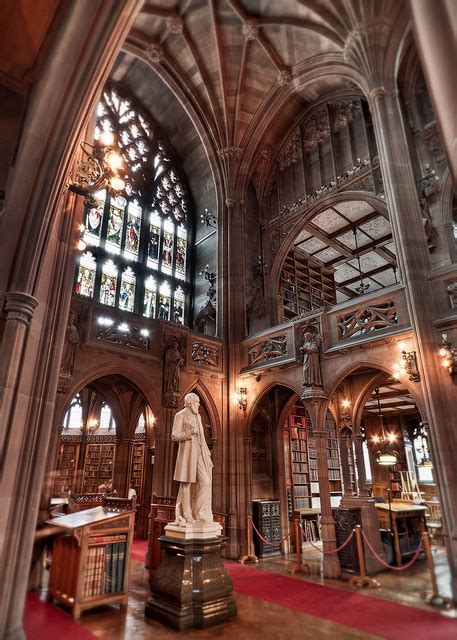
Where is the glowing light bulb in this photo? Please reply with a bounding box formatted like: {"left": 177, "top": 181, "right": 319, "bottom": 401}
{"left": 106, "top": 151, "right": 123, "bottom": 170}
{"left": 110, "top": 176, "right": 125, "bottom": 191}
{"left": 77, "top": 239, "right": 86, "bottom": 251}
{"left": 79, "top": 223, "right": 86, "bottom": 233}
{"left": 398, "top": 342, "right": 406, "bottom": 352}
{"left": 439, "top": 348, "right": 447, "bottom": 357}
{"left": 342, "top": 398, "right": 350, "bottom": 409}
{"left": 100, "top": 130, "right": 114, "bottom": 146}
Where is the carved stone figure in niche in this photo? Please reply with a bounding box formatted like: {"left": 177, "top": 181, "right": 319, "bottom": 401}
{"left": 300, "top": 329, "right": 323, "bottom": 388}
{"left": 163, "top": 335, "right": 184, "bottom": 394}
{"left": 171, "top": 393, "right": 213, "bottom": 526}
{"left": 61, "top": 312, "right": 79, "bottom": 376}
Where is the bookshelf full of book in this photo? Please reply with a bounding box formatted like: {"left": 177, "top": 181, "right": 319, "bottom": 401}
{"left": 129, "top": 442, "right": 145, "bottom": 500}
{"left": 286, "top": 405, "right": 343, "bottom": 543}
{"left": 280, "top": 248, "right": 336, "bottom": 321}
{"left": 83, "top": 443, "right": 115, "bottom": 493}
{"left": 47, "top": 501, "right": 134, "bottom": 619}
{"left": 53, "top": 441, "right": 80, "bottom": 494}
{"left": 326, "top": 414, "right": 343, "bottom": 507}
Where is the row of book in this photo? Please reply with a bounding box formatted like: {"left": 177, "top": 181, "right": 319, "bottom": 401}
{"left": 292, "top": 462, "right": 309, "bottom": 473}
{"left": 302, "top": 518, "right": 320, "bottom": 542}
{"left": 291, "top": 451, "right": 307, "bottom": 462}
{"left": 294, "top": 497, "right": 311, "bottom": 510}
{"left": 294, "top": 485, "right": 309, "bottom": 497}
{"left": 291, "top": 439, "right": 307, "bottom": 452}
{"left": 290, "top": 427, "right": 307, "bottom": 440}
{"left": 293, "top": 473, "right": 308, "bottom": 484}
{"left": 83, "top": 535, "right": 127, "bottom": 598}
{"left": 328, "top": 469, "right": 341, "bottom": 480}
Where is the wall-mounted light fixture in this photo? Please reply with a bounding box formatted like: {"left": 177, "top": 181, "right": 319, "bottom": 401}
{"left": 199, "top": 264, "right": 217, "bottom": 302}
{"left": 67, "top": 132, "right": 125, "bottom": 208}
{"left": 439, "top": 333, "right": 457, "bottom": 376}
{"left": 393, "top": 343, "right": 420, "bottom": 382}
{"left": 200, "top": 207, "right": 217, "bottom": 228}
{"left": 418, "top": 163, "right": 439, "bottom": 197}
{"left": 238, "top": 387, "right": 247, "bottom": 414}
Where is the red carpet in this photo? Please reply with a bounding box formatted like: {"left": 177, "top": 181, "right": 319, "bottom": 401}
{"left": 131, "top": 539, "right": 148, "bottom": 564}
{"left": 24, "top": 593, "right": 96, "bottom": 640}
{"left": 225, "top": 562, "right": 457, "bottom": 640}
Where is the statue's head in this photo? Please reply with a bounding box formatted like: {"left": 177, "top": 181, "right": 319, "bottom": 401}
{"left": 184, "top": 392, "right": 200, "bottom": 414}
{"left": 304, "top": 332, "right": 314, "bottom": 342}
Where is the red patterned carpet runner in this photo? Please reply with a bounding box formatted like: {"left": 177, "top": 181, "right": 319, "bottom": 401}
{"left": 225, "top": 562, "right": 457, "bottom": 640}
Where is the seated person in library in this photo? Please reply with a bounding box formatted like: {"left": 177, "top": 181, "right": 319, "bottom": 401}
{"left": 171, "top": 393, "right": 213, "bottom": 526}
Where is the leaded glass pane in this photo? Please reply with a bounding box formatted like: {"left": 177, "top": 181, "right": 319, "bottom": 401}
{"left": 173, "top": 286, "right": 185, "bottom": 324}
{"left": 84, "top": 190, "right": 105, "bottom": 246}
{"left": 144, "top": 275, "right": 157, "bottom": 318}
{"left": 158, "top": 282, "right": 171, "bottom": 321}
{"left": 100, "top": 259, "right": 118, "bottom": 306}
{"left": 76, "top": 251, "right": 96, "bottom": 298}
{"left": 106, "top": 195, "right": 126, "bottom": 255}
{"left": 175, "top": 225, "right": 187, "bottom": 280}
{"left": 161, "top": 219, "right": 174, "bottom": 276}
{"left": 147, "top": 210, "right": 161, "bottom": 269}
{"left": 119, "top": 267, "right": 136, "bottom": 312}
{"left": 124, "top": 199, "right": 142, "bottom": 260}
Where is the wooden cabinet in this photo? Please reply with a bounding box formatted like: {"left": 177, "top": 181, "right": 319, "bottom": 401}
{"left": 375, "top": 502, "right": 426, "bottom": 567}
{"left": 129, "top": 442, "right": 145, "bottom": 500}
{"left": 280, "top": 248, "right": 336, "bottom": 321}
{"left": 47, "top": 498, "right": 135, "bottom": 619}
{"left": 54, "top": 441, "right": 80, "bottom": 494}
{"left": 252, "top": 500, "right": 281, "bottom": 558}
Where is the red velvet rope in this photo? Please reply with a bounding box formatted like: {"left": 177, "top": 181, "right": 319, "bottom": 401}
{"left": 361, "top": 529, "right": 424, "bottom": 571}
{"left": 299, "top": 521, "right": 355, "bottom": 555}
{"left": 248, "top": 516, "right": 292, "bottom": 546}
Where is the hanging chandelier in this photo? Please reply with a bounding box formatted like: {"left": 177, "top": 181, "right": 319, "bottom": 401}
{"left": 67, "top": 131, "right": 126, "bottom": 208}
{"left": 352, "top": 227, "right": 370, "bottom": 295}
{"left": 371, "top": 388, "right": 398, "bottom": 466}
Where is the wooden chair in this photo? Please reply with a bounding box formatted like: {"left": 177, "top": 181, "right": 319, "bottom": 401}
{"left": 425, "top": 501, "right": 442, "bottom": 542}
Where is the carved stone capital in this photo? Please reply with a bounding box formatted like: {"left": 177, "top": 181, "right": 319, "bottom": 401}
{"left": 261, "top": 145, "right": 272, "bottom": 160}
{"left": 225, "top": 198, "right": 236, "bottom": 208}
{"left": 369, "top": 86, "right": 387, "bottom": 102}
{"left": 145, "top": 42, "right": 164, "bottom": 64}
{"left": 218, "top": 146, "right": 242, "bottom": 161}
{"left": 4, "top": 291, "right": 39, "bottom": 326}
{"left": 167, "top": 14, "right": 184, "bottom": 34}
{"left": 242, "top": 18, "right": 259, "bottom": 41}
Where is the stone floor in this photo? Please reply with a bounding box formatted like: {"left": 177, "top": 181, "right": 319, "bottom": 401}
{"left": 71, "top": 542, "right": 455, "bottom": 640}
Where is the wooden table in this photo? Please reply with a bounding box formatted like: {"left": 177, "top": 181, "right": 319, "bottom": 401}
{"left": 375, "top": 502, "right": 426, "bottom": 567}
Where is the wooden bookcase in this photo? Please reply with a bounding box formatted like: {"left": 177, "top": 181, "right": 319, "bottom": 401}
{"left": 47, "top": 498, "right": 135, "bottom": 619}
{"left": 326, "top": 415, "right": 343, "bottom": 507}
{"left": 285, "top": 405, "right": 343, "bottom": 541}
{"left": 280, "top": 248, "right": 336, "bottom": 321}
{"left": 129, "top": 442, "right": 145, "bottom": 501}
{"left": 54, "top": 442, "right": 80, "bottom": 494}
{"left": 83, "top": 443, "right": 115, "bottom": 493}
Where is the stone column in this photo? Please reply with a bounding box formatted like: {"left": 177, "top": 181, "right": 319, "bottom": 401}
{"left": 409, "top": 0, "right": 457, "bottom": 184}
{"left": 338, "top": 429, "right": 353, "bottom": 497}
{"left": 113, "top": 437, "right": 133, "bottom": 497}
{"left": 301, "top": 392, "right": 340, "bottom": 578}
{"left": 354, "top": 433, "right": 368, "bottom": 497}
{"left": 367, "top": 85, "right": 457, "bottom": 586}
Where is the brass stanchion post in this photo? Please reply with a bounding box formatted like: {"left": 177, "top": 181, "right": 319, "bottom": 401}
{"left": 349, "top": 525, "right": 380, "bottom": 589}
{"left": 290, "top": 516, "right": 310, "bottom": 575}
{"left": 421, "top": 531, "right": 453, "bottom": 608}
{"left": 239, "top": 514, "right": 258, "bottom": 564}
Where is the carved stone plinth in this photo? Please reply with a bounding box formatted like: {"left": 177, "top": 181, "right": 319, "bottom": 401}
{"left": 164, "top": 521, "right": 222, "bottom": 540}
{"left": 339, "top": 496, "right": 386, "bottom": 574}
{"left": 145, "top": 535, "right": 237, "bottom": 631}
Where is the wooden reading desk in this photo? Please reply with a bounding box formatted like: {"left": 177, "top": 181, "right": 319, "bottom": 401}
{"left": 47, "top": 498, "right": 135, "bottom": 619}
{"left": 375, "top": 501, "right": 426, "bottom": 567}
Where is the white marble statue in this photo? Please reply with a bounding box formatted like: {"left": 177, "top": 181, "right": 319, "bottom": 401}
{"left": 172, "top": 393, "right": 213, "bottom": 526}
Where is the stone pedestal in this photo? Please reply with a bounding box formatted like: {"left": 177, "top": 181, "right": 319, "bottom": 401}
{"left": 339, "top": 496, "right": 386, "bottom": 574}
{"left": 145, "top": 534, "right": 237, "bottom": 631}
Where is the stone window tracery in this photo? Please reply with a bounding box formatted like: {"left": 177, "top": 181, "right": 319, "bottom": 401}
{"left": 74, "top": 86, "right": 192, "bottom": 326}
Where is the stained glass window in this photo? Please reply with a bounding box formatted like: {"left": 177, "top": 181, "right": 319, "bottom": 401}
{"left": 100, "top": 260, "right": 118, "bottom": 307}
{"left": 75, "top": 85, "right": 193, "bottom": 323}
{"left": 99, "top": 402, "right": 116, "bottom": 432}
{"left": 76, "top": 252, "right": 96, "bottom": 298}
{"left": 119, "top": 267, "right": 136, "bottom": 312}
